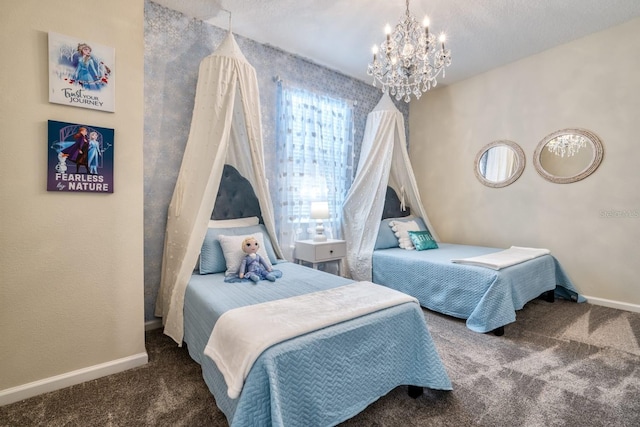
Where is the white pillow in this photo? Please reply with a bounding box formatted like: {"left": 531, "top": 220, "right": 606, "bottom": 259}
{"left": 218, "top": 232, "right": 273, "bottom": 276}
{"left": 389, "top": 219, "right": 420, "bottom": 250}
{"left": 209, "top": 217, "right": 259, "bottom": 228}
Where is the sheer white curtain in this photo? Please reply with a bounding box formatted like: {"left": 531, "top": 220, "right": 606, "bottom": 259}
{"left": 156, "top": 33, "right": 283, "bottom": 344}
{"left": 275, "top": 82, "right": 354, "bottom": 260}
{"left": 481, "top": 146, "right": 517, "bottom": 182}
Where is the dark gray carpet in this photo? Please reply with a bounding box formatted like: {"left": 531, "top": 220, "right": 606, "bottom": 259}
{"left": 2, "top": 299, "right": 639, "bottom": 426}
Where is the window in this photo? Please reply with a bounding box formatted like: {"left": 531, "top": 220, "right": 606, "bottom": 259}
{"left": 275, "top": 84, "right": 354, "bottom": 258}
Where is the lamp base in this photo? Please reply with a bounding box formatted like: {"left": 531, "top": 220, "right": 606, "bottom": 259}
{"left": 314, "top": 223, "right": 327, "bottom": 242}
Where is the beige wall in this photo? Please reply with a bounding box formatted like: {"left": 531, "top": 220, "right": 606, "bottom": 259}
{"left": 410, "top": 17, "right": 640, "bottom": 311}
{"left": 0, "top": 0, "right": 146, "bottom": 403}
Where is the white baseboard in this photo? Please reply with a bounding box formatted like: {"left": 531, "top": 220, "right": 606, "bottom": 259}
{"left": 145, "top": 318, "right": 163, "bottom": 331}
{"left": 583, "top": 295, "right": 640, "bottom": 313}
{"left": 0, "top": 352, "right": 148, "bottom": 407}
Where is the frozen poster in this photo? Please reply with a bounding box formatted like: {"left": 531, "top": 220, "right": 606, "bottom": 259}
{"left": 48, "top": 120, "right": 114, "bottom": 193}
{"left": 48, "top": 32, "right": 115, "bottom": 112}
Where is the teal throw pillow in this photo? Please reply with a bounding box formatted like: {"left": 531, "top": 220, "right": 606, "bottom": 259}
{"left": 408, "top": 230, "right": 438, "bottom": 251}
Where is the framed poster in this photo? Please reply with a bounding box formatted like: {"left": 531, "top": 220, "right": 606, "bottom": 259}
{"left": 48, "top": 120, "right": 114, "bottom": 193}
{"left": 48, "top": 32, "right": 115, "bottom": 112}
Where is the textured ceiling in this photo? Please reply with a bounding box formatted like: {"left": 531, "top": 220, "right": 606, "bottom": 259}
{"left": 152, "top": 0, "right": 640, "bottom": 86}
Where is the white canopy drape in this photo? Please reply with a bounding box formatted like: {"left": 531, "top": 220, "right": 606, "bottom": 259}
{"left": 155, "top": 33, "right": 283, "bottom": 345}
{"left": 342, "top": 93, "right": 439, "bottom": 281}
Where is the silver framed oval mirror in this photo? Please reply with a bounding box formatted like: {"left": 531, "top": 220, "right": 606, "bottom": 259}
{"left": 474, "top": 140, "right": 525, "bottom": 188}
{"left": 533, "top": 128, "right": 603, "bottom": 184}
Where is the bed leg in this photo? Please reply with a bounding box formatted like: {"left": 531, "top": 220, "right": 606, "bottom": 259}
{"left": 543, "top": 290, "right": 555, "bottom": 303}
{"left": 408, "top": 385, "right": 423, "bottom": 398}
{"left": 492, "top": 326, "right": 504, "bottom": 336}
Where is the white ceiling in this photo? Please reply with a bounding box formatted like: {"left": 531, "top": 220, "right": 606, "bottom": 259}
{"left": 152, "top": 0, "right": 640, "bottom": 86}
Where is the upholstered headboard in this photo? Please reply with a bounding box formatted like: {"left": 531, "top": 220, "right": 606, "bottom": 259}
{"left": 212, "top": 164, "right": 263, "bottom": 223}
{"left": 382, "top": 186, "right": 411, "bottom": 219}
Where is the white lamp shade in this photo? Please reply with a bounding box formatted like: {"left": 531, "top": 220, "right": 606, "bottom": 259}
{"left": 310, "top": 201, "right": 330, "bottom": 219}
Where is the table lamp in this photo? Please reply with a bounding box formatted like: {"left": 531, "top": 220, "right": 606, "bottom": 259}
{"left": 310, "top": 201, "right": 329, "bottom": 242}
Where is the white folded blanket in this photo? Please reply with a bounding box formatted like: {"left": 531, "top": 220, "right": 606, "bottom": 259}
{"left": 451, "top": 246, "right": 550, "bottom": 270}
{"left": 203, "top": 281, "right": 417, "bottom": 399}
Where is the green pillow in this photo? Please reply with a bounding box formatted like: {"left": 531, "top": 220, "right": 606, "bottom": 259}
{"left": 408, "top": 230, "right": 438, "bottom": 251}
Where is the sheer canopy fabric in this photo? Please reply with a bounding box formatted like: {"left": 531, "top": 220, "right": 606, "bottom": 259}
{"left": 342, "top": 94, "right": 439, "bottom": 281}
{"left": 155, "top": 33, "right": 283, "bottom": 345}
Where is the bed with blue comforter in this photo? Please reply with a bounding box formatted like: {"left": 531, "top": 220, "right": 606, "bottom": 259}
{"left": 372, "top": 186, "right": 583, "bottom": 335}
{"left": 373, "top": 243, "right": 584, "bottom": 334}
{"left": 184, "top": 261, "right": 452, "bottom": 426}
{"left": 178, "top": 166, "right": 451, "bottom": 425}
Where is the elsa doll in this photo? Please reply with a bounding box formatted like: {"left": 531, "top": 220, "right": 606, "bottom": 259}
{"left": 87, "top": 131, "right": 101, "bottom": 175}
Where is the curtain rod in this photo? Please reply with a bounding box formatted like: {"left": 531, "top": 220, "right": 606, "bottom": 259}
{"left": 272, "top": 75, "right": 357, "bottom": 106}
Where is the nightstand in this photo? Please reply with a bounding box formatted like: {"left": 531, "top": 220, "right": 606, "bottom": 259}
{"left": 294, "top": 239, "right": 346, "bottom": 276}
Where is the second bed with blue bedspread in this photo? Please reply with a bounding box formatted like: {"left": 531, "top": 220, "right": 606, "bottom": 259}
{"left": 373, "top": 243, "right": 584, "bottom": 334}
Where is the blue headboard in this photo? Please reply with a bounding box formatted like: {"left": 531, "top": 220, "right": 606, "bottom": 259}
{"left": 212, "top": 164, "right": 264, "bottom": 223}
{"left": 382, "top": 186, "right": 411, "bottom": 219}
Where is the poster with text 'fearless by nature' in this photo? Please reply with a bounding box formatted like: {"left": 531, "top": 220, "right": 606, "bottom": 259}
{"left": 48, "top": 120, "right": 114, "bottom": 193}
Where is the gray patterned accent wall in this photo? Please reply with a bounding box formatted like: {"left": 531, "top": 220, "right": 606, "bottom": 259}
{"left": 143, "top": 0, "right": 409, "bottom": 321}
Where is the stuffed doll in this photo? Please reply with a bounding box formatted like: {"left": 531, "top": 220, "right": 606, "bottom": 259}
{"left": 238, "top": 236, "right": 282, "bottom": 283}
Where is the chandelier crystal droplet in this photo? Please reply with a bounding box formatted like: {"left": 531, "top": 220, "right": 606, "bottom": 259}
{"left": 546, "top": 134, "right": 588, "bottom": 157}
{"left": 367, "top": 0, "right": 452, "bottom": 102}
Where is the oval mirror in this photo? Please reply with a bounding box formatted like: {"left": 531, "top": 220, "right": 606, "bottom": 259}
{"left": 533, "top": 129, "right": 603, "bottom": 184}
{"left": 474, "top": 140, "right": 525, "bottom": 188}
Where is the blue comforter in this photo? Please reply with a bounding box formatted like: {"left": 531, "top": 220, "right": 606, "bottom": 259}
{"left": 373, "top": 244, "right": 584, "bottom": 333}
{"left": 183, "top": 262, "right": 452, "bottom": 426}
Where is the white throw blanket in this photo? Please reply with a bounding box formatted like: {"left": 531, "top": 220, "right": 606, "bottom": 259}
{"left": 451, "top": 246, "right": 550, "bottom": 270}
{"left": 203, "top": 281, "right": 417, "bottom": 399}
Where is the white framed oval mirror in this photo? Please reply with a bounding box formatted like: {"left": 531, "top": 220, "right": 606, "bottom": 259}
{"left": 533, "top": 129, "right": 604, "bottom": 184}
{"left": 474, "top": 140, "right": 525, "bottom": 188}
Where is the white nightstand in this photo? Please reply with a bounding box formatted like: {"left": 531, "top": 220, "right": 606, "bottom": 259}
{"left": 294, "top": 239, "right": 346, "bottom": 276}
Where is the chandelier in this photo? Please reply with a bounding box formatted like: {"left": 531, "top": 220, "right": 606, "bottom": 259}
{"left": 367, "top": 0, "right": 452, "bottom": 102}
{"left": 546, "top": 134, "right": 587, "bottom": 157}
